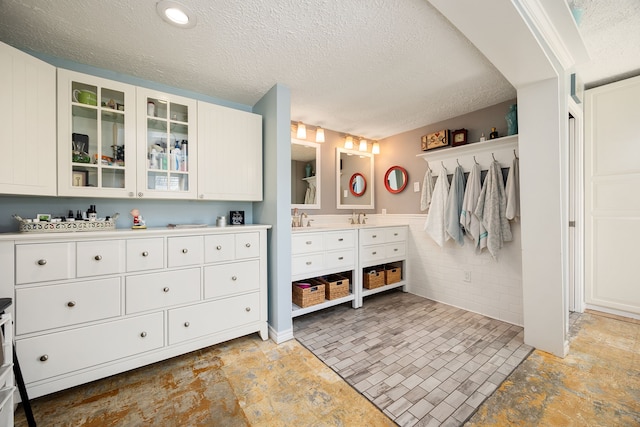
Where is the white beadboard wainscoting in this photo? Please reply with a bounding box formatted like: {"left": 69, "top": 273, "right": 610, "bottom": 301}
{"left": 304, "top": 214, "right": 523, "bottom": 326}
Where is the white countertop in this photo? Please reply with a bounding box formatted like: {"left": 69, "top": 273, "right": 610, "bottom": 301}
{"left": 290, "top": 223, "right": 408, "bottom": 233}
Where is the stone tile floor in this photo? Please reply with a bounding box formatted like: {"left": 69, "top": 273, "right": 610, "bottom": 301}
{"left": 293, "top": 290, "right": 533, "bottom": 426}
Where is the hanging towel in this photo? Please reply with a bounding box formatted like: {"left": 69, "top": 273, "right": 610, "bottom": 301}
{"left": 460, "top": 163, "right": 485, "bottom": 249}
{"left": 424, "top": 165, "right": 450, "bottom": 247}
{"left": 474, "top": 160, "right": 512, "bottom": 259}
{"left": 506, "top": 157, "right": 520, "bottom": 221}
{"left": 420, "top": 167, "right": 434, "bottom": 211}
{"left": 445, "top": 165, "right": 466, "bottom": 246}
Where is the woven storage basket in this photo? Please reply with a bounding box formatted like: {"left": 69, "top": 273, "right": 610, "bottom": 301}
{"left": 320, "top": 274, "right": 350, "bottom": 300}
{"left": 363, "top": 267, "right": 385, "bottom": 289}
{"left": 385, "top": 264, "right": 402, "bottom": 285}
{"left": 292, "top": 282, "right": 325, "bottom": 308}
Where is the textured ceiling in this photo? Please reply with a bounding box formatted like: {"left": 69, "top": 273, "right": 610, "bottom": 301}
{"left": 0, "top": 0, "right": 637, "bottom": 139}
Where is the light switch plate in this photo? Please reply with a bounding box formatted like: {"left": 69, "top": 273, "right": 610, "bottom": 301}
{"left": 414, "top": 182, "right": 420, "bottom": 192}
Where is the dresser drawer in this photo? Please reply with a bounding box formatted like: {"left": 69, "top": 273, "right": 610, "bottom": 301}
{"left": 16, "top": 278, "right": 121, "bottom": 335}
{"left": 76, "top": 240, "right": 125, "bottom": 278}
{"left": 292, "top": 233, "right": 323, "bottom": 255}
{"left": 16, "top": 242, "right": 75, "bottom": 285}
{"left": 360, "top": 229, "right": 386, "bottom": 246}
{"left": 16, "top": 312, "right": 164, "bottom": 384}
{"left": 359, "top": 244, "right": 386, "bottom": 264}
{"left": 204, "top": 260, "right": 259, "bottom": 299}
{"left": 385, "top": 227, "right": 407, "bottom": 243}
{"left": 204, "top": 234, "right": 235, "bottom": 263}
{"left": 235, "top": 232, "right": 260, "bottom": 259}
{"left": 127, "top": 238, "right": 164, "bottom": 272}
{"left": 385, "top": 242, "right": 406, "bottom": 258}
{"left": 325, "top": 249, "right": 355, "bottom": 270}
{"left": 125, "top": 268, "right": 200, "bottom": 314}
{"left": 167, "top": 236, "right": 203, "bottom": 268}
{"left": 292, "top": 253, "right": 324, "bottom": 277}
{"left": 324, "top": 231, "right": 355, "bottom": 251}
{"left": 168, "top": 292, "right": 260, "bottom": 345}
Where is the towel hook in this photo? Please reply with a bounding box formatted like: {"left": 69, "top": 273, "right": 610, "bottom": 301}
{"left": 491, "top": 153, "right": 496, "bottom": 161}
{"left": 456, "top": 159, "right": 461, "bottom": 167}
{"left": 473, "top": 155, "right": 479, "bottom": 165}
{"left": 513, "top": 149, "right": 518, "bottom": 159}
{"left": 441, "top": 161, "right": 447, "bottom": 171}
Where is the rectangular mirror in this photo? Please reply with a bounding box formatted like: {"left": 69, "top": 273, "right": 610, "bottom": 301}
{"left": 291, "top": 138, "right": 321, "bottom": 209}
{"left": 336, "top": 147, "right": 374, "bottom": 210}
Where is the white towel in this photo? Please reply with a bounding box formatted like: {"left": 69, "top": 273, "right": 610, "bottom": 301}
{"left": 445, "top": 165, "right": 466, "bottom": 246}
{"left": 420, "top": 167, "right": 434, "bottom": 211}
{"left": 474, "top": 161, "right": 512, "bottom": 259}
{"left": 424, "top": 166, "right": 450, "bottom": 247}
{"left": 506, "top": 157, "right": 520, "bottom": 221}
{"left": 460, "top": 163, "right": 485, "bottom": 250}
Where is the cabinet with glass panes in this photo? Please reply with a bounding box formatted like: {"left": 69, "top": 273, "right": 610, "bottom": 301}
{"left": 136, "top": 88, "right": 197, "bottom": 199}
{"left": 57, "top": 69, "right": 137, "bottom": 197}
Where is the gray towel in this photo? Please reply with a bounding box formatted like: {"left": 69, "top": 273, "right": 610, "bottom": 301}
{"left": 420, "top": 167, "right": 434, "bottom": 211}
{"left": 474, "top": 160, "right": 512, "bottom": 259}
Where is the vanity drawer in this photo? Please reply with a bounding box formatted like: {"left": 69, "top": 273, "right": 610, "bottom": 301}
{"left": 359, "top": 244, "right": 387, "bottom": 264}
{"left": 16, "top": 312, "right": 164, "bottom": 384}
{"left": 385, "top": 242, "right": 406, "bottom": 259}
{"left": 16, "top": 242, "right": 75, "bottom": 285}
{"left": 235, "top": 232, "right": 260, "bottom": 259}
{"left": 292, "top": 233, "right": 323, "bottom": 255}
{"left": 16, "top": 277, "right": 121, "bottom": 335}
{"left": 167, "top": 236, "right": 204, "bottom": 268}
{"left": 168, "top": 292, "right": 260, "bottom": 345}
{"left": 324, "top": 231, "right": 355, "bottom": 251}
{"left": 127, "top": 238, "right": 164, "bottom": 272}
{"left": 204, "top": 260, "right": 260, "bottom": 299}
{"left": 125, "top": 268, "right": 201, "bottom": 314}
{"left": 204, "top": 234, "right": 235, "bottom": 263}
{"left": 76, "top": 240, "right": 125, "bottom": 278}
{"left": 325, "top": 249, "right": 355, "bottom": 270}
{"left": 292, "top": 253, "right": 324, "bottom": 276}
{"left": 385, "top": 227, "right": 407, "bottom": 243}
{"left": 360, "top": 229, "right": 386, "bottom": 246}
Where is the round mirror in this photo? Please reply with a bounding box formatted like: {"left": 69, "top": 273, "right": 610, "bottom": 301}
{"left": 384, "top": 166, "right": 408, "bottom": 194}
{"left": 349, "top": 173, "right": 367, "bottom": 197}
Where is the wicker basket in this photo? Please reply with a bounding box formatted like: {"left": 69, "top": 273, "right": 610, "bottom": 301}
{"left": 363, "top": 267, "right": 385, "bottom": 289}
{"left": 385, "top": 264, "right": 402, "bottom": 285}
{"left": 320, "top": 274, "right": 350, "bottom": 300}
{"left": 292, "top": 282, "right": 325, "bottom": 308}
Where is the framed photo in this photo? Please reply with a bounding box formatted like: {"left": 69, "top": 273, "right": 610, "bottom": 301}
{"left": 37, "top": 213, "right": 51, "bottom": 222}
{"left": 72, "top": 170, "right": 88, "bottom": 187}
{"left": 452, "top": 129, "right": 468, "bottom": 147}
{"left": 230, "top": 210, "right": 245, "bottom": 225}
{"left": 421, "top": 130, "right": 449, "bottom": 151}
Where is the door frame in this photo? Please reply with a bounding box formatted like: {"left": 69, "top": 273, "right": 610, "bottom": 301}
{"left": 568, "top": 97, "right": 585, "bottom": 313}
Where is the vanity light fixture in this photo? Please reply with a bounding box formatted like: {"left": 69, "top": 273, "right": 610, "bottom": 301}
{"left": 157, "top": 0, "right": 197, "bottom": 28}
{"left": 315, "top": 127, "right": 325, "bottom": 143}
{"left": 359, "top": 138, "right": 368, "bottom": 152}
{"left": 296, "top": 122, "right": 307, "bottom": 139}
{"left": 372, "top": 141, "right": 380, "bottom": 155}
{"left": 344, "top": 135, "right": 354, "bottom": 149}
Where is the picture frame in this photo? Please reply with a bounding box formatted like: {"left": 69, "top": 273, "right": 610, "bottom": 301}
{"left": 37, "top": 214, "right": 51, "bottom": 222}
{"left": 451, "top": 128, "right": 468, "bottom": 147}
{"left": 421, "top": 130, "right": 449, "bottom": 151}
{"left": 230, "top": 210, "right": 245, "bottom": 225}
{"left": 72, "top": 170, "right": 88, "bottom": 187}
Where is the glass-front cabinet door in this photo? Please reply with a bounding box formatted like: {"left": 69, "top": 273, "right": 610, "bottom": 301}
{"left": 136, "top": 88, "right": 197, "bottom": 199}
{"left": 57, "top": 69, "right": 136, "bottom": 197}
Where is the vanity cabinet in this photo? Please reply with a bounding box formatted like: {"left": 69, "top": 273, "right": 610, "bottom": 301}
{"left": 197, "top": 101, "right": 262, "bottom": 201}
{"left": 0, "top": 41, "right": 57, "bottom": 196}
{"left": 5, "top": 226, "right": 269, "bottom": 399}
{"left": 0, "top": 313, "right": 15, "bottom": 427}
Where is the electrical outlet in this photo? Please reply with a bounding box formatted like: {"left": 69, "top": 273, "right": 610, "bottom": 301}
{"left": 464, "top": 271, "right": 471, "bottom": 282}
{"left": 381, "top": 209, "right": 387, "bottom": 215}
{"left": 413, "top": 181, "right": 420, "bottom": 192}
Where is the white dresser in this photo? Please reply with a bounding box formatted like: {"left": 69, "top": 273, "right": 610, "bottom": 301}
{"left": 0, "top": 225, "right": 269, "bottom": 399}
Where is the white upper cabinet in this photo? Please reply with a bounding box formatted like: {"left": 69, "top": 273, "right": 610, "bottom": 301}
{"left": 0, "top": 41, "right": 56, "bottom": 196}
{"left": 57, "top": 69, "right": 137, "bottom": 197}
{"left": 137, "top": 88, "right": 197, "bottom": 199}
{"left": 197, "top": 102, "right": 262, "bottom": 201}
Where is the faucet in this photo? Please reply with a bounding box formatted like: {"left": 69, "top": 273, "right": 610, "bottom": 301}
{"left": 292, "top": 209, "right": 307, "bottom": 228}
{"left": 358, "top": 213, "right": 367, "bottom": 224}
{"left": 350, "top": 211, "right": 357, "bottom": 224}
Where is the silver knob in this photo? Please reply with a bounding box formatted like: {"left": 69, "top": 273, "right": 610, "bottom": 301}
{"left": 163, "top": 287, "right": 170, "bottom": 292}
{"left": 306, "top": 241, "right": 312, "bottom": 245}
{"left": 94, "top": 255, "right": 102, "bottom": 261}
{"left": 37, "top": 259, "right": 47, "bottom": 266}
{"left": 129, "top": 192, "right": 134, "bottom": 197}
{"left": 184, "top": 321, "right": 190, "bottom": 327}
{"left": 394, "top": 248, "right": 398, "bottom": 252}
{"left": 140, "top": 332, "right": 147, "bottom": 338}
{"left": 138, "top": 192, "right": 143, "bottom": 197}
{"left": 182, "top": 248, "right": 188, "bottom": 254}
{"left": 40, "top": 355, "right": 48, "bottom": 362}
{"left": 372, "top": 251, "right": 377, "bottom": 255}
{"left": 67, "top": 301, "right": 76, "bottom": 307}
{"left": 394, "top": 233, "right": 398, "bottom": 236}
{"left": 216, "top": 245, "right": 222, "bottom": 250}
{"left": 372, "top": 235, "right": 377, "bottom": 238}
{"left": 245, "top": 243, "right": 251, "bottom": 248}
{"left": 199, "top": 194, "right": 204, "bottom": 199}
{"left": 245, "top": 307, "right": 251, "bottom": 312}
{"left": 306, "top": 261, "right": 312, "bottom": 265}
{"left": 338, "top": 238, "right": 344, "bottom": 242}
{"left": 338, "top": 257, "right": 344, "bottom": 260}
{"left": 142, "top": 251, "right": 149, "bottom": 257}
{"left": 232, "top": 276, "right": 237, "bottom": 281}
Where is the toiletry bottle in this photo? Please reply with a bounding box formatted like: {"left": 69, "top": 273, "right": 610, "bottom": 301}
{"left": 489, "top": 127, "right": 499, "bottom": 139}
{"left": 87, "top": 205, "right": 97, "bottom": 221}
{"left": 480, "top": 133, "right": 486, "bottom": 142}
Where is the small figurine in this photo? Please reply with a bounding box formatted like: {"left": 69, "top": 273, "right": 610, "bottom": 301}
{"left": 130, "top": 208, "right": 147, "bottom": 229}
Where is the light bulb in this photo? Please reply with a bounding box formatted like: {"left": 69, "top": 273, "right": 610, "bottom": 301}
{"left": 344, "top": 136, "right": 354, "bottom": 149}
{"left": 296, "top": 122, "right": 307, "bottom": 139}
{"left": 359, "top": 139, "right": 368, "bottom": 152}
{"left": 315, "top": 127, "right": 325, "bottom": 143}
{"left": 372, "top": 142, "right": 380, "bottom": 154}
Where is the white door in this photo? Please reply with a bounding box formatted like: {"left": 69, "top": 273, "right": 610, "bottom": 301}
{"left": 584, "top": 75, "right": 640, "bottom": 316}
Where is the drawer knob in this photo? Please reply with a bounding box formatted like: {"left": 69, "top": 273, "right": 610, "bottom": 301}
{"left": 37, "top": 259, "right": 47, "bottom": 266}
{"left": 216, "top": 245, "right": 222, "bottom": 250}
{"left": 40, "top": 354, "right": 49, "bottom": 362}
{"left": 394, "top": 233, "right": 399, "bottom": 236}
{"left": 372, "top": 235, "right": 377, "bottom": 238}
{"left": 306, "top": 241, "right": 312, "bottom": 245}
{"left": 372, "top": 251, "right": 377, "bottom": 255}
{"left": 245, "top": 243, "right": 251, "bottom": 248}
{"left": 67, "top": 301, "right": 76, "bottom": 308}
{"left": 245, "top": 307, "right": 251, "bottom": 312}
{"left": 94, "top": 255, "right": 102, "bottom": 261}
{"left": 184, "top": 321, "right": 190, "bottom": 327}
{"left": 138, "top": 192, "right": 144, "bottom": 197}
{"left": 142, "top": 251, "right": 149, "bottom": 257}
{"left": 306, "top": 261, "right": 312, "bottom": 265}
{"left": 232, "top": 276, "right": 238, "bottom": 281}
{"left": 182, "top": 248, "right": 189, "bottom": 254}
{"left": 394, "top": 248, "right": 398, "bottom": 252}
{"left": 163, "top": 287, "right": 170, "bottom": 293}
{"left": 338, "top": 256, "right": 344, "bottom": 260}
{"left": 140, "top": 332, "right": 147, "bottom": 338}
{"left": 338, "top": 238, "right": 344, "bottom": 242}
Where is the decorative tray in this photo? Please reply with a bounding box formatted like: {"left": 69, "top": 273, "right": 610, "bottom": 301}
{"left": 13, "top": 214, "right": 119, "bottom": 233}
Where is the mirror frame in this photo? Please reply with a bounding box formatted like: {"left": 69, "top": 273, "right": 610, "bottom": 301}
{"left": 291, "top": 138, "right": 321, "bottom": 210}
{"left": 336, "top": 147, "right": 375, "bottom": 210}
{"left": 384, "top": 166, "right": 408, "bottom": 194}
{"left": 349, "top": 173, "right": 367, "bottom": 196}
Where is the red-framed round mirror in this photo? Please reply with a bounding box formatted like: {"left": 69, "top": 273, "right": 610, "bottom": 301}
{"left": 384, "top": 166, "right": 408, "bottom": 194}
{"left": 349, "top": 173, "right": 367, "bottom": 197}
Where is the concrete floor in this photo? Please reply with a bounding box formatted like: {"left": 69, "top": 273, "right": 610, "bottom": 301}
{"left": 14, "top": 300, "right": 640, "bottom": 426}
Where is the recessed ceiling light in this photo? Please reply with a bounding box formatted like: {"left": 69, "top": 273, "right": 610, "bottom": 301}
{"left": 157, "top": 0, "right": 197, "bottom": 29}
